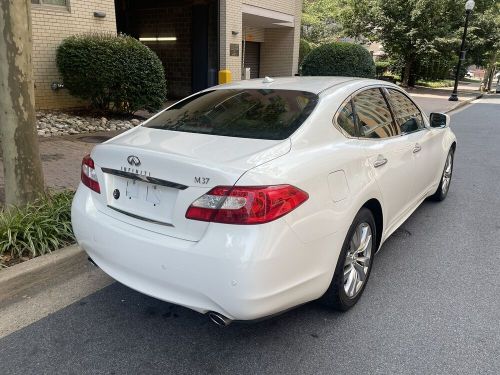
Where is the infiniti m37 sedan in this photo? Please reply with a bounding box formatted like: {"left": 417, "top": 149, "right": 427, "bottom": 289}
{"left": 72, "top": 77, "right": 456, "bottom": 325}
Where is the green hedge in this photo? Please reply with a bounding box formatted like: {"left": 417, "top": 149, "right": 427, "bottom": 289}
{"left": 0, "top": 192, "right": 75, "bottom": 267}
{"left": 301, "top": 42, "right": 376, "bottom": 78}
{"left": 57, "top": 33, "right": 167, "bottom": 113}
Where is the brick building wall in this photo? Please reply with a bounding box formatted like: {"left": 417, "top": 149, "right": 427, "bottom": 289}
{"left": 259, "top": 1, "right": 302, "bottom": 77}
{"left": 243, "top": 27, "right": 265, "bottom": 43}
{"left": 219, "top": 0, "right": 242, "bottom": 82}
{"left": 220, "top": 0, "right": 302, "bottom": 81}
{"left": 31, "top": 0, "right": 302, "bottom": 109}
{"left": 243, "top": 0, "right": 296, "bottom": 16}
{"left": 31, "top": 0, "right": 116, "bottom": 110}
{"left": 240, "top": 0, "right": 302, "bottom": 79}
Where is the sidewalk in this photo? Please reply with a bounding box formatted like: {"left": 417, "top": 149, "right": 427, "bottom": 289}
{"left": 408, "top": 80, "right": 482, "bottom": 114}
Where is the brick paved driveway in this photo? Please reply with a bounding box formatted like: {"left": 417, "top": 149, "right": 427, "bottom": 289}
{"left": 0, "top": 133, "right": 120, "bottom": 203}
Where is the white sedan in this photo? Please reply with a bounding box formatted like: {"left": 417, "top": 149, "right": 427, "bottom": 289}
{"left": 72, "top": 77, "right": 456, "bottom": 326}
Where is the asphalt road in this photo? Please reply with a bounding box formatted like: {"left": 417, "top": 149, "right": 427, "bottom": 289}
{"left": 1, "top": 95, "right": 499, "bottom": 375}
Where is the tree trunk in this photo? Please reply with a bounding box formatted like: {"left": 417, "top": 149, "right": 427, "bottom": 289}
{"left": 486, "top": 53, "right": 497, "bottom": 92}
{"left": 0, "top": 0, "right": 45, "bottom": 207}
{"left": 401, "top": 56, "right": 414, "bottom": 87}
{"left": 481, "top": 67, "right": 490, "bottom": 91}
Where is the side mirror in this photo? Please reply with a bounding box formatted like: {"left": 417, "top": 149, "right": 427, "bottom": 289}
{"left": 429, "top": 112, "right": 450, "bottom": 128}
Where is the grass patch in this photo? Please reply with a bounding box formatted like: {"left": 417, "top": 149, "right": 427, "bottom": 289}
{"left": 461, "top": 77, "right": 481, "bottom": 83}
{"left": 0, "top": 191, "right": 75, "bottom": 268}
{"left": 416, "top": 79, "right": 454, "bottom": 88}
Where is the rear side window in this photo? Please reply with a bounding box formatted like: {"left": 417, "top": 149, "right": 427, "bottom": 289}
{"left": 385, "top": 89, "right": 425, "bottom": 134}
{"left": 336, "top": 100, "right": 357, "bottom": 137}
{"left": 145, "top": 89, "right": 318, "bottom": 140}
{"left": 353, "top": 88, "right": 399, "bottom": 139}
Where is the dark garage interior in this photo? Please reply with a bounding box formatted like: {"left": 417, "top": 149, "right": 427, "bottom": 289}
{"left": 115, "top": 0, "right": 219, "bottom": 99}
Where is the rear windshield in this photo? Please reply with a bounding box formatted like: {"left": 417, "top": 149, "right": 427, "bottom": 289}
{"left": 144, "top": 89, "right": 318, "bottom": 140}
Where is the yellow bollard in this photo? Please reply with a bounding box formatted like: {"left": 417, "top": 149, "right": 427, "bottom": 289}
{"left": 218, "top": 70, "right": 232, "bottom": 84}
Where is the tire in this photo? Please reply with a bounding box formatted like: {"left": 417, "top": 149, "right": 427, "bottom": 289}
{"left": 320, "top": 207, "right": 376, "bottom": 311}
{"left": 429, "top": 148, "right": 454, "bottom": 202}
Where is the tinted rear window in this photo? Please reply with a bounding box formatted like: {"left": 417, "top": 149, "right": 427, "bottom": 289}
{"left": 145, "top": 89, "right": 318, "bottom": 140}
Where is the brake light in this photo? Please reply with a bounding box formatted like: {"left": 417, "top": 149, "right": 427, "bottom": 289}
{"left": 81, "top": 154, "right": 100, "bottom": 193}
{"left": 186, "top": 185, "right": 308, "bottom": 224}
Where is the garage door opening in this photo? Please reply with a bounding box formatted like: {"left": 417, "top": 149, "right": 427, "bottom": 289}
{"left": 115, "top": 0, "right": 218, "bottom": 99}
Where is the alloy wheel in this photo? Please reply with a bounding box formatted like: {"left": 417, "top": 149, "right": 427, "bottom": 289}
{"left": 442, "top": 153, "right": 453, "bottom": 194}
{"left": 343, "top": 222, "right": 373, "bottom": 298}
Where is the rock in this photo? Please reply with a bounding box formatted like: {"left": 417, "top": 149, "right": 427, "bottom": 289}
{"left": 34, "top": 110, "right": 145, "bottom": 137}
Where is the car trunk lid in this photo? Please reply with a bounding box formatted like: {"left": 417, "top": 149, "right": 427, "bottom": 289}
{"left": 90, "top": 127, "right": 290, "bottom": 241}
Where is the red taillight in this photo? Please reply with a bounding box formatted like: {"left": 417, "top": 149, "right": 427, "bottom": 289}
{"left": 186, "top": 185, "right": 308, "bottom": 225}
{"left": 81, "top": 154, "right": 100, "bottom": 193}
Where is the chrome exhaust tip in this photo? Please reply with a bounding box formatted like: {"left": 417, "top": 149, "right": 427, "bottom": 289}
{"left": 207, "top": 312, "right": 232, "bottom": 327}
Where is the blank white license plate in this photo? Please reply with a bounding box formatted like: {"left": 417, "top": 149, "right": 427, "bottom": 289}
{"left": 124, "top": 179, "right": 161, "bottom": 205}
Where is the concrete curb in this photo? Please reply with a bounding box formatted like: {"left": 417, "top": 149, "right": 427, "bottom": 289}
{"left": 444, "top": 93, "right": 484, "bottom": 114}
{"left": 0, "top": 245, "right": 86, "bottom": 303}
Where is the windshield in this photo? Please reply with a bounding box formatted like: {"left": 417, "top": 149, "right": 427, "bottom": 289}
{"left": 144, "top": 89, "right": 318, "bottom": 140}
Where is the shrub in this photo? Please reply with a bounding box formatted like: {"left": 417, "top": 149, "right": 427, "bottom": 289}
{"left": 301, "top": 42, "right": 376, "bottom": 78}
{"left": 0, "top": 191, "right": 75, "bottom": 266}
{"left": 57, "top": 33, "right": 167, "bottom": 113}
{"left": 413, "top": 56, "right": 455, "bottom": 82}
{"left": 299, "top": 38, "right": 315, "bottom": 66}
{"left": 415, "top": 79, "right": 454, "bottom": 88}
{"left": 375, "top": 61, "right": 391, "bottom": 78}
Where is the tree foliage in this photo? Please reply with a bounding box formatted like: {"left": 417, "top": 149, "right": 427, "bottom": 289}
{"left": 467, "top": 1, "right": 500, "bottom": 70}
{"left": 302, "top": 0, "right": 344, "bottom": 44}
{"left": 337, "top": 0, "right": 500, "bottom": 85}
{"left": 301, "top": 42, "right": 376, "bottom": 78}
{"left": 57, "top": 33, "right": 167, "bottom": 113}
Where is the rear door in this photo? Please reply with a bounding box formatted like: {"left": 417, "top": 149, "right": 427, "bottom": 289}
{"left": 352, "top": 88, "right": 416, "bottom": 228}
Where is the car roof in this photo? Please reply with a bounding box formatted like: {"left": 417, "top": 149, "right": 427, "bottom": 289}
{"left": 211, "top": 76, "right": 394, "bottom": 95}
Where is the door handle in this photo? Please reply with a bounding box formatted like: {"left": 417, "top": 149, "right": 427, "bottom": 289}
{"left": 413, "top": 143, "right": 422, "bottom": 153}
{"left": 373, "top": 156, "right": 388, "bottom": 168}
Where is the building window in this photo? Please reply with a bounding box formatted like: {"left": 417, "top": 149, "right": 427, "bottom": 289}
{"left": 31, "top": 0, "right": 68, "bottom": 6}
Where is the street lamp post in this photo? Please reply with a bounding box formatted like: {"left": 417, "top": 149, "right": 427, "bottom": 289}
{"left": 449, "top": 0, "right": 475, "bottom": 101}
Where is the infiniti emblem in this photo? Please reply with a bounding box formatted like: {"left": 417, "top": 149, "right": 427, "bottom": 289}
{"left": 127, "top": 155, "right": 141, "bottom": 166}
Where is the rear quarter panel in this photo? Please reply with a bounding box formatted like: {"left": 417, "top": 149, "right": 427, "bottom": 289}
{"left": 236, "top": 96, "right": 384, "bottom": 246}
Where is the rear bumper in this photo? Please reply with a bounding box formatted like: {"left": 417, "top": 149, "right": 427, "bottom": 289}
{"left": 71, "top": 185, "right": 343, "bottom": 320}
